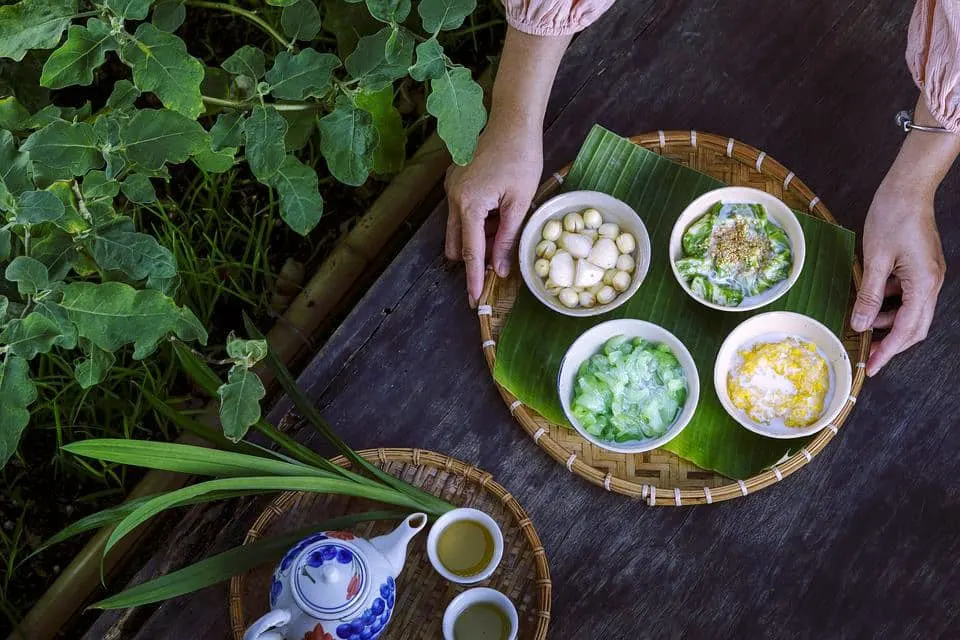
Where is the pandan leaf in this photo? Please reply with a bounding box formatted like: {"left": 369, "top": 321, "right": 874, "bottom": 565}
{"left": 268, "top": 155, "right": 323, "bottom": 235}
{"left": 16, "top": 189, "right": 64, "bottom": 225}
{"left": 243, "top": 105, "right": 287, "bottom": 181}
{"left": 209, "top": 112, "right": 245, "bottom": 151}
{"left": 222, "top": 45, "right": 266, "bottom": 81}
{"left": 418, "top": 0, "right": 476, "bottom": 33}
{"left": 355, "top": 87, "right": 406, "bottom": 174}
{"left": 60, "top": 281, "right": 208, "bottom": 359}
{"left": 120, "top": 108, "right": 208, "bottom": 170}
{"left": 4, "top": 256, "right": 49, "bottom": 295}
{"left": 217, "top": 364, "right": 266, "bottom": 442}
{"left": 0, "top": 354, "right": 37, "bottom": 466}
{"left": 151, "top": 0, "right": 186, "bottom": 32}
{"left": 0, "top": 0, "right": 78, "bottom": 62}
{"left": 120, "top": 23, "right": 204, "bottom": 119}
{"left": 0, "top": 129, "right": 34, "bottom": 196}
{"left": 345, "top": 27, "right": 411, "bottom": 91}
{"left": 21, "top": 121, "right": 102, "bottom": 176}
{"left": 408, "top": 37, "right": 446, "bottom": 82}
{"left": 104, "top": 0, "right": 154, "bottom": 20}
{"left": 426, "top": 65, "right": 486, "bottom": 165}
{"left": 40, "top": 19, "right": 117, "bottom": 89}
{"left": 318, "top": 96, "right": 378, "bottom": 187}
{"left": 281, "top": 0, "right": 321, "bottom": 42}
{"left": 0, "top": 312, "right": 62, "bottom": 359}
{"left": 265, "top": 50, "right": 340, "bottom": 100}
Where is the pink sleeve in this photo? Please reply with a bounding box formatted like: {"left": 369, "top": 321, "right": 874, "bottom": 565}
{"left": 503, "top": 0, "right": 617, "bottom": 37}
{"left": 906, "top": 0, "right": 960, "bottom": 133}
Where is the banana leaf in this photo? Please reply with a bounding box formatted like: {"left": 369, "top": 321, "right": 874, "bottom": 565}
{"left": 493, "top": 126, "right": 855, "bottom": 479}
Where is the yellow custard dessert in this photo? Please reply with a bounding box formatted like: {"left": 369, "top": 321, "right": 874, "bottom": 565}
{"left": 727, "top": 337, "right": 829, "bottom": 427}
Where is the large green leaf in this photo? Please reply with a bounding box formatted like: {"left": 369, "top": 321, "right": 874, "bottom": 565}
{"left": 243, "top": 105, "right": 287, "bottom": 181}
{"left": 282, "top": 110, "right": 315, "bottom": 151}
{"left": 40, "top": 19, "right": 117, "bottom": 89}
{"left": 221, "top": 45, "right": 266, "bottom": 81}
{"left": 209, "top": 112, "right": 245, "bottom": 151}
{"left": 0, "top": 312, "right": 61, "bottom": 359}
{"left": 418, "top": 0, "right": 475, "bottom": 33}
{"left": 0, "top": 0, "right": 78, "bottom": 62}
{"left": 265, "top": 49, "right": 339, "bottom": 100}
{"left": 217, "top": 364, "right": 266, "bottom": 442}
{"left": 366, "top": 0, "right": 411, "bottom": 23}
{"left": 355, "top": 87, "right": 405, "bottom": 174}
{"left": 226, "top": 333, "right": 267, "bottom": 365}
{"left": 5, "top": 256, "right": 49, "bottom": 295}
{"left": 192, "top": 146, "right": 235, "bottom": 173}
{"left": 106, "top": 79, "right": 141, "bottom": 110}
{"left": 281, "top": 0, "right": 321, "bottom": 41}
{"left": 121, "top": 108, "right": 208, "bottom": 170}
{"left": 0, "top": 354, "right": 37, "bottom": 466}
{"left": 318, "top": 96, "right": 377, "bottom": 187}
{"left": 151, "top": 0, "right": 185, "bottom": 32}
{"left": 121, "top": 23, "right": 204, "bottom": 118}
{"left": 104, "top": 0, "right": 154, "bottom": 20}
{"left": 74, "top": 341, "right": 115, "bottom": 388}
{"left": 120, "top": 173, "right": 156, "bottom": 204}
{"left": 0, "top": 96, "right": 30, "bottom": 131}
{"left": 408, "top": 36, "right": 445, "bottom": 82}
{"left": 16, "top": 189, "right": 64, "bottom": 225}
{"left": 426, "top": 65, "right": 485, "bottom": 165}
{"left": 31, "top": 231, "right": 78, "bottom": 282}
{"left": 91, "top": 512, "right": 405, "bottom": 609}
{"left": 0, "top": 230, "right": 10, "bottom": 260}
{"left": 344, "top": 26, "right": 411, "bottom": 91}
{"left": 268, "top": 155, "right": 323, "bottom": 235}
{"left": 60, "top": 281, "right": 207, "bottom": 359}
{"left": 21, "top": 120, "right": 101, "bottom": 176}
{"left": 85, "top": 227, "right": 177, "bottom": 282}
{"left": 493, "top": 126, "right": 856, "bottom": 479}
{"left": 33, "top": 296, "right": 78, "bottom": 349}
{"left": 0, "top": 129, "right": 32, "bottom": 196}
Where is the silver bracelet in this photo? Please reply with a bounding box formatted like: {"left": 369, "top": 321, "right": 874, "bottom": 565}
{"left": 895, "top": 110, "right": 951, "bottom": 133}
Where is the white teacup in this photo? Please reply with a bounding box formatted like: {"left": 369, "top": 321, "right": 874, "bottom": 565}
{"left": 427, "top": 508, "right": 504, "bottom": 584}
{"left": 442, "top": 587, "right": 519, "bottom": 640}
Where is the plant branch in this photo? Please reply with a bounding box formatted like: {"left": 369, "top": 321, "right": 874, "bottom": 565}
{"left": 202, "top": 95, "right": 322, "bottom": 112}
{"left": 186, "top": 0, "right": 292, "bottom": 50}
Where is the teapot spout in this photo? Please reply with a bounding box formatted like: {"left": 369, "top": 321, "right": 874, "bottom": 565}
{"left": 371, "top": 513, "right": 428, "bottom": 576}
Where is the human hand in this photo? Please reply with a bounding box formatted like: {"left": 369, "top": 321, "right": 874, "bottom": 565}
{"left": 851, "top": 182, "right": 945, "bottom": 376}
{"left": 444, "top": 120, "right": 543, "bottom": 306}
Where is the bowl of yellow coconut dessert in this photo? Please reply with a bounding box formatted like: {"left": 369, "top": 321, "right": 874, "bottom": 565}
{"left": 714, "top": 311, "right": 852, "bottom": 439}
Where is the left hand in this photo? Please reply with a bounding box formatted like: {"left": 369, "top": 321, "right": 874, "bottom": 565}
{"left": 851, "top": 181, "right": 946, "bottom": 376}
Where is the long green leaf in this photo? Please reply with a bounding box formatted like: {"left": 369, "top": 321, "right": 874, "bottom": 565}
{"left": 63, "top": 439, "right": 336, "bottom": 479}
{"left": 243, "top": 315, "right": 452, "bottom": 514}
{"left": 92, "top": 511, "right": 405, "bottom": 609}
{"left": 493, "top": 126, "right": 856, "bottom": 479}
{"left": 105, "top": 476, "right": 432, "bottom": 555}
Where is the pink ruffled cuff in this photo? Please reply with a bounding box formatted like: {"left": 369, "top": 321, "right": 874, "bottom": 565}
{"left": 504, "top": 0, "right": 617, "bottom": 37}
{"left": 906, "top": 0, "right": 960, "bottom": 134}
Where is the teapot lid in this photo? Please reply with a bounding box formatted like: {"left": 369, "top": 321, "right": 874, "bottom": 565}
{"left": 291, "top": 537, "right": 370, "bottom": 620}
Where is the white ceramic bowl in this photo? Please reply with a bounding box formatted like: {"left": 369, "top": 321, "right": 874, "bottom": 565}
{"left": 518, "top": 190, "right": 651, "bottom": 317}
{"left": 442, "top": 588, "right": 518, "bottom": 640}
{"left": 558, "top": 319, "right": 700, "bottom": 453}
{"left": 714, "top": 311, "right": 852, "bottom": 439}
{"left": 669, "top": 186, "right": 805, "bottom": 312}
{"left": 426, "top": 508, "right": 504, "bottom": 584}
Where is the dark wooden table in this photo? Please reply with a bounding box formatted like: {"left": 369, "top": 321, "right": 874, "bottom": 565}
{"left": 86, "top": 2, "right": 959, "bottom": 638}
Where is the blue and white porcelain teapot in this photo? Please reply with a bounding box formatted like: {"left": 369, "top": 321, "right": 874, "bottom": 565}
{"left": 244, "top": 513, "right": 427, "bottom": 640}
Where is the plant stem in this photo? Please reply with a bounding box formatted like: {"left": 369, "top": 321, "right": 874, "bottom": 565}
{"left": 201, "top": 95, "right": 321, "bottom": 112}
{"left": 447, "top": 18, "right": 504, "bottom": 38}
{"left": 185, "top": 0, "right": 292, "bottom": 50}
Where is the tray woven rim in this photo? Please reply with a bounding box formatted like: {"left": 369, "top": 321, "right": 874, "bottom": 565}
{"left": 228, "top": 447, "right": 552, "bottom": 640}
{"left": 478, "top": 130, "right": 870, "bottom": 506}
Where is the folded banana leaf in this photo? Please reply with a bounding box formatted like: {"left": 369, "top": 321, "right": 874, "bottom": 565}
{"left": 493, "top": 126, "right": 855, "bottom": 479}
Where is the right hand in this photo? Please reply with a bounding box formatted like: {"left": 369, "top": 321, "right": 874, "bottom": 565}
{"left": 444, "top": 120, "right": 543, "bottom": 306}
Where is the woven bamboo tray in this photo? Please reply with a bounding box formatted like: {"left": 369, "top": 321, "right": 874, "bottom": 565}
{"left": 229, "top": 449, "right": 551, "bottom": 640}
{"left": 478, "top": 130, "right": 869, "bottom": 506}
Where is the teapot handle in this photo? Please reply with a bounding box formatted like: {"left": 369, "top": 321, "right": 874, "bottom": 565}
{"left": 243, "top": 608, "right": 291, "bottom": 640}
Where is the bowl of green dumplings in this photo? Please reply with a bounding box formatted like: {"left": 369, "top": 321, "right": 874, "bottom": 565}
{"left": 668, "top": 186, "right": 805, "bottom": 312}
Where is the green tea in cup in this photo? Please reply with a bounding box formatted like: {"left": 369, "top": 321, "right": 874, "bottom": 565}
{"left": 436, "top": 519, "right": 495, "bottom": 578}
{"left": 453, "top": 601, "right": 512, "bottom": 640}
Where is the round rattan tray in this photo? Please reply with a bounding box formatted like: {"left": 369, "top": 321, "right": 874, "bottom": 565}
{"left": 229, "top": 448, "right": 551, "bottom": 640}
{"left": 478, "top": 130, "right": 869, "bottom": 506}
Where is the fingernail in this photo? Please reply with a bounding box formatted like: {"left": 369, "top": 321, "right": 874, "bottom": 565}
{"left": 851, "top": 313, "right": 868, "bottom": 332}
{"left": 496, "top": 261, "right": 510, "bottom": 278}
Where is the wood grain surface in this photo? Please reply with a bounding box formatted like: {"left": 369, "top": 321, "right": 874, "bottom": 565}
{"left": 83, "top": 2, "right": 959, "bottom": 638}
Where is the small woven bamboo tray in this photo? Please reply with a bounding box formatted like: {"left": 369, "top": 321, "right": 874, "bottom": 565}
{"left": 478, "top": 130, "right": 869, "bottom": 506}
{"left": 229, "top": 449, "right": 551, "bottom": 640}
